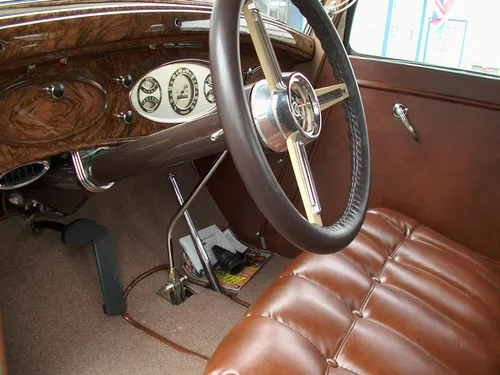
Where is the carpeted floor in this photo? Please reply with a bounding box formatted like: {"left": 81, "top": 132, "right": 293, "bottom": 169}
{"left": 0, "top": 162, "right": 292, "bottom": 375}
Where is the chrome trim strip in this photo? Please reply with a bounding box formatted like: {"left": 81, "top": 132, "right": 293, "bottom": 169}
{"left": 295, "top": 140, "right": 321, "bottom": 214}
{"left": 244, "top": 2, "right": 286, "bottom": 91}
{"left": 71, "top": 151, "right": 114, "bottom": 193}
{"left": 0, "top": 3, "right": 307, "bottom": 49}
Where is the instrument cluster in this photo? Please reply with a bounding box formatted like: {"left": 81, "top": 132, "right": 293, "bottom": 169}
{"left": 130, "top": 60, "right": 216, "bottom": 124}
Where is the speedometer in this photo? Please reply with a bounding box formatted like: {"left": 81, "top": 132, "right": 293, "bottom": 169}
{"left": 129, "top": 60, "right": 216, "bottom": 124}
{"left": 168, "top": 68, "right": 199, "bottom": 115}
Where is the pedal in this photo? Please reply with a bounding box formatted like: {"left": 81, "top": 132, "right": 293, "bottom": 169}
{"left": 32, "top": 218, "right": 126, "bottom": 316}
{"left": 61, "top": 219, "right": 98, "bottom": 247}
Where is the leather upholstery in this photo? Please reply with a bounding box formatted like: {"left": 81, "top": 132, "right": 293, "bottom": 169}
{"left": 205, "top": 209, "right": 500, "bottom": 375}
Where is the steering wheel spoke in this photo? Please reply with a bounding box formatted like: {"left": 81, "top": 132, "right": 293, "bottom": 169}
{"left": 243, "top": 1, "right": 286, "bottom": 92}
{"left": 316, "top": 83, "right": 349, "bottom": 111}
{"left": 286, "top": 132, "right": 323, "bottom": 225}
{"left": 210, "top": 0, "right": 370, "bottom": 253}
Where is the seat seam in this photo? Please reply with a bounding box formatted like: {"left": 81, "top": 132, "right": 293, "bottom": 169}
{"left": 379, "top": 278, "right": 494, "bottom": 349}
{"left": 333, "top": 317, "right": 358, "bottom": 361}
{"left": 354, "top": 230, "right": 393, "bottom": 260}
{"left": 281, "top": 273, "right": 352, "bottom": 310}
{"left": 336, "top": 364, "right": 363, "bottom": 375}
{"left": 364, "top": 317, "right": 456, "bottom": 375}
{"left": 393, "top": 255, "right": 496, "bottom": 312}
{"left": 369, "top": 211, "right": 412, "bottom": 236}
{"left": 409, "top": 236, "right": 500, "bottom": 292}
{"left": 378, "top": 223, "right": 420, "bottom": 278}
{"left": 338, "top": 251, "right": 377, "bottom": 280}
{"left": 245, "top": 315, "right": 328, "bottom": 360}
{"left": 359, "top": 225, "right": 420, "bottom": 313}
{"left": 358, "top": 283, "right": 376, "bottom": 313}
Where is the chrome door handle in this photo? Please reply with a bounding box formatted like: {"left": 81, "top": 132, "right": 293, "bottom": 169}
{"left": 393, "top": 103, "right": 419, "bottom": 142}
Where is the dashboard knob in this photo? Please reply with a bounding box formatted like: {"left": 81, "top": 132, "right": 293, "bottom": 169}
{"left": 113, "top": 75, "right": 133, "bottom": 88}
{"left": 44, "top": 83, "right": 64, "bottom": 99}
{"left": 115, "top": 111, "right": 133, "bottom": 124}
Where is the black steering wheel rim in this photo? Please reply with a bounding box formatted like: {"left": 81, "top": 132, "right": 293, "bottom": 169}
{"left": 209, "top": 0, "right": 370, "bottom": 254}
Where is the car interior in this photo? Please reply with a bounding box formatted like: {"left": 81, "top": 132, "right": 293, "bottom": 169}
{"left": 0, "top": 0, "right": 499, "bottom": 374}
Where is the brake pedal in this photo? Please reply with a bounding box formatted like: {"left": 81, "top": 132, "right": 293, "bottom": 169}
{"left": 32, "top": 218, "right": 126, "bottom": 316}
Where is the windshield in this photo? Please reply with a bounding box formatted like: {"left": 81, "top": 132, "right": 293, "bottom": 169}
{"left": 254, "top": 0, "right": 307, "bottom": 31}
{"left": 0, "top": 0, "right": 308, "bottom": 32}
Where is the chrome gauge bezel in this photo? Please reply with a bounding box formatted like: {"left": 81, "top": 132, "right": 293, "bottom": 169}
{"left": 129, "top": 59, "right": 217, "bottom": 124}
{"left": 168, "top": 67, "right": 199, "bottom": 115}
{"left": 137, "top": 77, "right": 162, "bottom": 113}
{"left": 204, "top": 74, "right": 215, "bottom": 104}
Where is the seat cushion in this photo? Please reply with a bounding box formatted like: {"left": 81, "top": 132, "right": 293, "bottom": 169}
{"left": 205, "top": 209, "right": 500, "bottom": 375}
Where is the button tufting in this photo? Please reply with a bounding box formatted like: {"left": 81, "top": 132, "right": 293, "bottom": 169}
{"left": 352, "top": 310, "right": 363, "bottom": 318}
{"left": 204, "top": 209, "right": 500, "bottom": 375}
{"left": 326, "top": 358, "right": 338, "bottom": 368}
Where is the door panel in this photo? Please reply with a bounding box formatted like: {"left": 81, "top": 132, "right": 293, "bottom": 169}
{"left": 265, "top": 57, "right": 500, "bottom": 261}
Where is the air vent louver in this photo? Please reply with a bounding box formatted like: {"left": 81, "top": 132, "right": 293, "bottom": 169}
{"left": 0, "top": 161, "right": 50, "bottom": 190}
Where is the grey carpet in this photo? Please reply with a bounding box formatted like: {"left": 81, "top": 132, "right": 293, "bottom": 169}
{"left": 0, "top": 162, "right": 290, "bottom": 375}
{"left": 127, "top": 272, "right": 246, "bottom": 358}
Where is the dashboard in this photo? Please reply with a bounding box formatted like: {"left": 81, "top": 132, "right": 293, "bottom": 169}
{"left": 0, "top": 0, "right": 314, "bottom": 175}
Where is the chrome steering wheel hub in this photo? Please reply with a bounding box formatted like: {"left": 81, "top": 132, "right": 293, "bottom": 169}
{"left": 250, "top": 72, "right": 321, "bottom": 152}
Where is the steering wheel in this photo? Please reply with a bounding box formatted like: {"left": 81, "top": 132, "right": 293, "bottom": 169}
{"left": 209, "top": 0, "right": 370, "bottom": 254}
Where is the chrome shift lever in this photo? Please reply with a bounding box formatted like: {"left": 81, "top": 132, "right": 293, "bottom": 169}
{"left": 159, "top": 151, "right": 227, "bottom": 305}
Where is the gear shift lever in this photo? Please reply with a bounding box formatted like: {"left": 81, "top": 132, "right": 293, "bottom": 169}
{"left": 159, "top": 151, "right": 228, "bottom": 305}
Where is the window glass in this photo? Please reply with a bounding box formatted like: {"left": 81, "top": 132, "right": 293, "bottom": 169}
{"left": 350, "top": 0, "right": 500, "bottom": 76}
{"left": 254, "top": 0, "right": 308, "bottom": 31}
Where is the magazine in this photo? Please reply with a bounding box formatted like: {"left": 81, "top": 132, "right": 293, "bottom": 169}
{"left": 180, "top": 227, "right": 272, "bottom": 293}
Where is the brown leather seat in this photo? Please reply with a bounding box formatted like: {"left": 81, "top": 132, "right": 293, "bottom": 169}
{"left": 205, "top": 209, "right": 500, "bottom": 375}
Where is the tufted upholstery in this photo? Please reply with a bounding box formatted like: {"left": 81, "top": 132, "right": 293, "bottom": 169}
{"left": 205, "top": 209, "right": 500, "bottom": 375}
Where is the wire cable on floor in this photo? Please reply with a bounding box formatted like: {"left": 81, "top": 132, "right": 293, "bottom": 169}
{"left": 120, "top": 264, "right": 253, "bottom": 362}
{"left": 121, "top": 264, "right": 209, "bottom": 362}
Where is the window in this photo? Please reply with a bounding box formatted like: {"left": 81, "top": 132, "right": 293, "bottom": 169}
{"left": 350, "top": 0, "right": 500, "bottom": 76}
{"left": 254, "top": 0, "right": 308, "bottom": 31}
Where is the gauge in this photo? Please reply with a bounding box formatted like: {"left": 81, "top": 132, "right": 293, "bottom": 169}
{"left": 168, "top": 68, "right": 199, "bottom": 115}
{"left": 140, "top": 96, "right": 160, "bottom": 113}
{"left": 137, "top": 77, "right": 162, "bottom": 113}
{"left": 204, "top": 74, "right": 215, "bottom": 104}
{"left": 139, "top": 77, "right": 160, "bottom": 94}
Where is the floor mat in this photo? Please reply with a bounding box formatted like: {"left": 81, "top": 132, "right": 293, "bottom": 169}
{"left": 126, "top": 271, "right": 246, "bottom": 358}
{"left": 0, "top": 162, "right": 293, "bottom": 375}
{"left": 0, "top": 164, "right": 228, "bottom": 375}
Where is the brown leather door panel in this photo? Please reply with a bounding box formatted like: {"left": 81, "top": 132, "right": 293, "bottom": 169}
{"left": 264, "top": 57, "right": 500, "bottom": 261}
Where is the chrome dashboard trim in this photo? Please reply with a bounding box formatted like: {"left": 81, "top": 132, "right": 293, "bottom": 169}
{"left": 71, "top": 150, "right": 114, "bottom": 193}
{"left": 0, "top": 3, "right": 305, "bottom": 49}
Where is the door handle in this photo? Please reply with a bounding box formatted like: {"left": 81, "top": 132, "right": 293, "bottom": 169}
{"left": 393, "top": 103, "right": 419, "bottom": 142}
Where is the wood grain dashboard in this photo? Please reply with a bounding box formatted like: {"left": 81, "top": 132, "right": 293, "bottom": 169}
{"left": 0, "top": 0, "right": 314, "bottom": 173}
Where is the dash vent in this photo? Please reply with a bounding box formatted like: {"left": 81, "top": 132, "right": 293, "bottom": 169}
{"left": 0, "top": 161, "right": 50, "bottom": 190}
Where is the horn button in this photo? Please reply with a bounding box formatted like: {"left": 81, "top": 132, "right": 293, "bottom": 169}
{"left": 250, "top": 72, "right": 321, "bottom": 152}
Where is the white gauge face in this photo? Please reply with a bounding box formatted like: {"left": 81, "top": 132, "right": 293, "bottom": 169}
{"left": 137, "top": 77, "right": 161, "bottom": 113}
{"left": 204, "top": 74, "right": 215, "bottom": 104}
{"left": 168, "top": 68, "right": 199, "bottom": 115}
{"left": 129, "top": 60, "right": 216, "bottom": 124}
